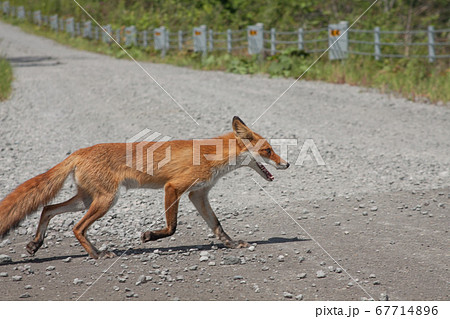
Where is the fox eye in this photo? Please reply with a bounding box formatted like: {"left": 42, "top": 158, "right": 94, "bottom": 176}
{"left": 265, "top": 148, "right": 272, "bottom": 155}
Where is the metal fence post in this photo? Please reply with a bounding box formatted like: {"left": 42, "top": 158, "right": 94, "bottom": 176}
{"left": 248, "top": 23, "right": 264, "bottom": 55}
{"left": 116, "top": 28, "right": 120, "bottom": 44}
{"left": 270, "top": 28, "right": 276, "bottom": 55}
{"left": 66, "top": 18, "right": 75, "bottom": 37}
{"left": 102, "top": 25, "right": 112, "bottom": 43}
{"left": 154, "top": 26, "right": 167, "bottom": 57}
{"left": 227, "top": 29, "right": 232, "bottom": 53}
{"left": 17, "top": 6, "right": 24, "bottom": 20}
{"left": 298, "top": 28, "right": 304, "bottom": 51}
{"left": 143, "top": 30, "right": 148, "bottom": 47}
{"left": 329, "top": 21, "right": 348, "bottom": 60}
{"left": 125, "top": 25, "right": 137, "bottom": 46}
{"left": 2, "top": 1, "right": 9, "bottom": 15}
{"left": 50, "top": 14, "right": 58, "bottom": 32}
{"left": 193, "top": 25, "right": 207, "bottom": 56}
{"left": 428, "top": 26, "right": 435, "bottom": 63}
{"left": 83, "top": 20, "right": 92, "bottom": 38}
{"left": 374, "top": 26, "right": 381, "bottom": 61}
{"left": 178, "top": 30, "right": 183, "bottom": 51}
{"left": 208, "top": 29, "right": 213, "bottom": 52}
{"left": 33, "top": 10, "right": 41, "bottom": 26}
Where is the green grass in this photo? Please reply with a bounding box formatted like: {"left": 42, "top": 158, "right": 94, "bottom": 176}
{"left": 0, "top": 57, "right": 13, "bottom": 101}
{"left": 2, "top": 16, "right": 449, "bottom": 104}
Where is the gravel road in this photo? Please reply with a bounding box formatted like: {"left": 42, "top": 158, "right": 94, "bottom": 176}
{"left": 0, "top": 21, "right": 449, "bottom": 301}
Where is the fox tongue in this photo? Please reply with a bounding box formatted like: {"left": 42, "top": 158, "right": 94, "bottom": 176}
{"left": 257, "top": 162, "right": 274, "bottom": 181}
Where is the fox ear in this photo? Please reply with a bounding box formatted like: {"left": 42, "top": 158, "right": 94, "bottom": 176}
{"left": 232, "top": 116, "right": 253, "bottom": 140}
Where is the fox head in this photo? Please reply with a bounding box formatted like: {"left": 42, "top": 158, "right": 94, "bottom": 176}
{"left": 232, "top": 116, "right": 289, "bottom": 181}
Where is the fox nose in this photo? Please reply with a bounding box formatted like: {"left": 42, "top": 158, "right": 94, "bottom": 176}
{"left": 278, "top": 162, "right": 290, "bottom": 169}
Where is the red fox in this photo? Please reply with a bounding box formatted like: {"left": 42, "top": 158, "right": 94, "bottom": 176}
{"left": 0, "top": 117, "right": 289, "bottom": 259}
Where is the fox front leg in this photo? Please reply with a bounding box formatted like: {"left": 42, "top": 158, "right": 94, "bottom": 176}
{"left": 188, "top": 189, "right": 249, "bottom": 249}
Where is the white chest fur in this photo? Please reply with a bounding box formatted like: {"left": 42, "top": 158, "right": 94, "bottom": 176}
{"left": 190, "top": 154, "right": 247, "bottom": 192}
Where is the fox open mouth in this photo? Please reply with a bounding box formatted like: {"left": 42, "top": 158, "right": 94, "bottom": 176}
{"left": 257, "top": 162, "right": 274, "bottom": 181}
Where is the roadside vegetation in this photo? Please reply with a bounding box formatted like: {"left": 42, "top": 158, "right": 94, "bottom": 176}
{"left": 0, "top": 58, "right": 13, "bottom": 101}
{"left": 1, "top": 0, "right": 449, "bottom": 103}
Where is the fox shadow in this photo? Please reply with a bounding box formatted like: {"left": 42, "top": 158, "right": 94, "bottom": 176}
{"left": 1, "top": 236, "right": 309, "bottom": 266}
{"left": 120, "top": 236, "right": 310, "bottom": 256}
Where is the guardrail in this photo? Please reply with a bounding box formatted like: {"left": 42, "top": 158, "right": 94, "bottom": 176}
{"left": 1, "top": 2, "right": 449, "bottom": 62}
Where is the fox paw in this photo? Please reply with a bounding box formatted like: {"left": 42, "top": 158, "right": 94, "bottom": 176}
{"left": 224, "top": 240, "right": 249, "bottom": 249}
{"left": 141, "top": 231, "right": 155, "bottom": 243}
{"left": 98, "top": 250, "right": 117, "bottom": 259}
{"left": 26, "top": 240, "right": 43, "bottom": 256}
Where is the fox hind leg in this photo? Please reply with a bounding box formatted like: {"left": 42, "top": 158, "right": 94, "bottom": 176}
{"left": 72, "top": 194, "right": 116, "bottom": 259}
{"left": 26, "top": 190, "right": 92, "bottom": 256}
{"left": 141, "top": 183, "right": 180, "bottom": 243}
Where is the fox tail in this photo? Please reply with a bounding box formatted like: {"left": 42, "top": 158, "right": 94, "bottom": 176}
{"left": 0, "top": 156, "right": 76, "bottom": 238}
